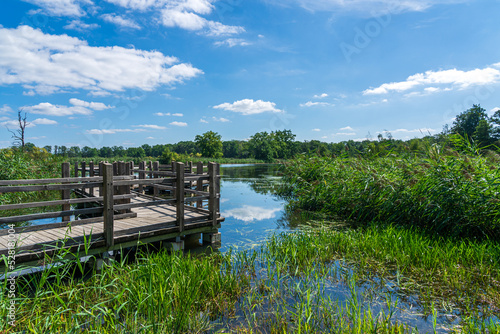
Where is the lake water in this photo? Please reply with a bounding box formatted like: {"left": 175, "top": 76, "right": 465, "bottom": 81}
{"left": 218, "top": 164, "right": 288, "bottom": 252}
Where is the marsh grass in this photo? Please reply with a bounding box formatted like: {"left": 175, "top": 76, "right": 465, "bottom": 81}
{"left": 1, "top": 225, "right": 499, "bottom": 333}
{"left": 277, "top": 136, "right": 500, "bottom": 240}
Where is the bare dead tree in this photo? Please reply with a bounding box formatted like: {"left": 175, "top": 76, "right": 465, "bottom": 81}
{"left": 7, "top": 109, "right": 28, "bottom": 149}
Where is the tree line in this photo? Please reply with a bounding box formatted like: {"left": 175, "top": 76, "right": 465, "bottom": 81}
{"left": 8, "top": 104, "right": 500, "bottom": 162}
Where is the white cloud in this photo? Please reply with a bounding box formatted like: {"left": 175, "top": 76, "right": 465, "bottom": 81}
{"left": 1, "top": 117, "right": 57, "bottom": 128}
{"left": 222, "top": 205, "right": 281, "bottom": 222}
{"left": 86, "top": 128, "right": 146, "bottom": 134}
{"left": 336, "top": 132, "right": 356, "bottom": 136}
{"left": 0, "top": 26, "right": 203, "bottom": 95}
{"left": 211, "top": 117, "right": 230, "bottom": 122}
{"left": 340, "top": 126, "right": 354, "bottom": 131}
{"left": 0, "top": 105, "right": 13, "bottom": 114}
{"left": 64, "top": 20, "right": 99, "bottom": 31}
{"left": 24, "top": 102, "right": 93, "bottom": 116}
{"left": 300, "top": 101, "right": 332, "bottom": 107}
{"left": 214, "top": 38, "right": 251, "bottom": 47}
{"left": 214, "top": 99, "right": 283, "bottom": 115}
{"left": 170, "top": 121, "right": 188, "bottom": 127}
{"left": 312, "top": 128, "right": 320, "bottom": 132}
{"left": 266, "top": 0, "right": 466, "bottom": 15}
{"left": 146, "top": 136, "right": 155, "bottom": 139}
{"left": 363, "top": 66, "right": 500, "bottom": 95}
{"left": 490, "top": 107, "right": 500, "bottom": 115}
{"left": 313, "top": 93, "right": 328, "bottom": 98}
{"left": 22, "top": 0, "right": 91, "bottom": 17}
{"left": 31, "top": 118, "right": 58, "bottom": 125}
{"left": 200, "top": 118, "right": 209, "bottom": 123}
{"left": 101, "top": 14, "right": 141, "bottom": 29}
{"left": 155, "top": 112, "right": 183, "bottom": 116}
{"left": 69, "top": 98, "right": 113, "bottom": 110}
{"left": 161, "top": 10, "right": 244, "bottom": 36}
{"left": 133, "top": 124, "right": 167, "bottom": 130}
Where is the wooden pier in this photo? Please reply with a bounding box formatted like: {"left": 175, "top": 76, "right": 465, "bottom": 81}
{"left": 0, "top": 161, "right": 222, "bottom": 269}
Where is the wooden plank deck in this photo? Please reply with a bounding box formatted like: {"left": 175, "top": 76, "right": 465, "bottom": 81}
{"left": 0, "top": 196, "right": 221, "bottom": 265}
{"left": 0, "top": 161, "right": 222, "bottom": 268}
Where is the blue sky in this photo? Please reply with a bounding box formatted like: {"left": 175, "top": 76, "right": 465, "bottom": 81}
{"left": 1, "top": 0, "right": 500, "bottom": 149}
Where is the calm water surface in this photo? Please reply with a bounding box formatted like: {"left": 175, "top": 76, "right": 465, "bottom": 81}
{"left": 218, "top": 164, "right": 287, "bottom": 252}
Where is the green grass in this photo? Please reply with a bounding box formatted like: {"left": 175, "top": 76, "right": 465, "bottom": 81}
{"left": 2, "top": 226, "right": 499, "bottom": 333}
{"left": 276, "top": 137, "right": 500, "bottom": 240}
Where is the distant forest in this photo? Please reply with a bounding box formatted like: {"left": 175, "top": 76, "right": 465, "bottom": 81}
{"left": 11, "top": 104, "right": 500, "bottom": 162}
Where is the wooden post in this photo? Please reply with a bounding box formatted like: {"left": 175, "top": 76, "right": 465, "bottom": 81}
{"left": 171, "top": 161, "right": 175, "bottom": 172}
{"left": 196, "top": 161, "right": 204, "bottom": 208}
{"left": 129, "top": 161, "right": 134, "bottom": 176}
{"left": 81, "top": 161, "right": 86, "bottom": 178}
{"left": 188, "top": 161, "right": 193, "bottom": 173}
{"left": 89, "top": 161, "right": 94, "bottom": 196}
{"left": 176, "top": 162, "right": 185, "bottom": 232}
{"left": 61, "top": 162, "right": 70, "bottom": 222}
{"left": 148, "top": 161, "right": 153, "bottom": 179}
{"left": 98, "top": 162, "right": 104, "bottom": 196}
{"left": 124, "top": 162, "right": 131, "bottom": 213}
{"left": 153, "top": 161, "right": 159, "bottom": 198}
{"left": 102, "top": 163, "right": 114, "bottom": 247}
{"left": 138, "top": 161, "right": 145, "bottom": 194}
{"left": 74, "top": 161, "right": 79, "bottom": 178}
{"left": 208, "top": 162, "right": 220, "bottom": 226}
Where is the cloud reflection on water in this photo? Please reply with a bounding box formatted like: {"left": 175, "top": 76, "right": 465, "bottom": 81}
{"left": 222, "top": 205, "right": 281, "bottom": 222}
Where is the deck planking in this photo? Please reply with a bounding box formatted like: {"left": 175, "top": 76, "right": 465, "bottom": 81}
{"left": 0, "top": 196, "right": 214, "bottom": 258}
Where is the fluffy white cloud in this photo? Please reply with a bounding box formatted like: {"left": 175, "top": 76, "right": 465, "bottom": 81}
{"left": 200, "top": 118, "right": 209, "bottom": 123}
{"left": 86, "top": 128, "right": 146, "bottom": 134}
{"left": 214, "top": 38, "right": 251, "bottom": 47}
{"left": 312, "top": 128, "right": 320, "bottom": 132}
{"left": 379, "top": 128, "right": 437, "bottom": 134}
{"left": 340, "top": 126, "right": 354, "bottom": 131}
{"left": 23, "top": 99, "right": 112, "bottom": 116}
{"left": 1, "top": 117, "right": 57, "bottom": 128}
{"left": 64, "top": 20, "right": 100, "bottom": 31}
{"left": 300, "top": 101, "right": 332, "bottom": 107}
{"left": 170, "top": 121, "right": 188, "bottom": 126}
{"left": 364, "top": 66, "right": 500, "bottom": 95}
{"left": 31, "top": 118, "right": 58, "bottom": 125}
{"left": 101, "top": 14, "right": 141, "bottom": 29}
{"left": 222, "top": 205, "right": 281, "bottom": 222}
{"left": 133, "top": 124, "right": 167, "bottom": 130}
{"left": 313, "top": 93, "right": 328, "bottom": 98}
{"left": 0, "top": 104, "right": 13, "bottom": 114}
{"left": 24, "top": 102, "right": 93, "bottom": 116}
{"left": 22, "top": 0, "right": 91, "bottom": 16}
{"left": 69, "top": 98, "right": 113, "bottom": 110}
{"left": 490, "top": 107, "right": 500, "bottom": 115}
{"left": 212, "top": 117, "right": 230, "bottom": 122}
{"left": 104, "top": 0, "right": 243, "bottom": 37}
{"left": 0, "top": 26, "right": 203, "bottom": 95}
{"left": 214, "top": 99, "right": 283, "bottom": 115}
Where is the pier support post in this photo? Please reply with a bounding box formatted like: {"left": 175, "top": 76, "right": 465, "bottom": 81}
{"left": 196, "top": 161, "right": 204, "bottom": 209}
{"left": 176, "top": 162, "right": 185, "bottom": 232}
{"left": 61, "top": 162, "right": 70, "bottom": 222}
{"left": 153, "top": 161, "right": 159, "bottom": 198}
{"left": 139, "top": 161, "right": 145, "bottom": 194}
{"left": 203, "top": 232, "right": 221, "bottom": 244}
{"left": 89, "top": 161, "right": 94, "bottom": 196}
{"left": 208, "top": 162, "right": 220, "bottom": 226}
{"left": 102, "top": 163, "right": 114, "bottom": 248}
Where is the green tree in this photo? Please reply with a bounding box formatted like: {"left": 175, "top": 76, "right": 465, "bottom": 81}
{"left": 473, "top": 119, "right": 493, "bottom": 147}
{"left": 195, "top": 131, "right": 223, "bottom": 158}
{"left": 451, "top": 104, "right": 488, "bottom": 139}
{"left": 248, "top": 131, "right": 274, "bottom": 161}
{"left": 99, "top": 146, "right": 113, "bottom": 158}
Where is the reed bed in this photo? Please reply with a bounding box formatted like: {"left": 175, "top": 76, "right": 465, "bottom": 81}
{"left": 276, "top": 138, "right": 500, "bottom": 240}
{"left": 2, "top": 225, "right": 499, "bottom": 333}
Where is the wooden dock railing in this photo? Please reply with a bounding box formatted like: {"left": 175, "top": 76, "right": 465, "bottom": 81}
{"left": 0, "top": 161, "right": 221, "bottom": 251}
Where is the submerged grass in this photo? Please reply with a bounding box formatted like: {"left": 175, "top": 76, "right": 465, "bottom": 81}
{"left": 2, "top": 225, "right": 499, "bottom": 333}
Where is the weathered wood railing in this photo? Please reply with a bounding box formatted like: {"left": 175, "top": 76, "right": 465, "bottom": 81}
{"left": 0, "top": 161, "right": 221, "bottom": 250}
